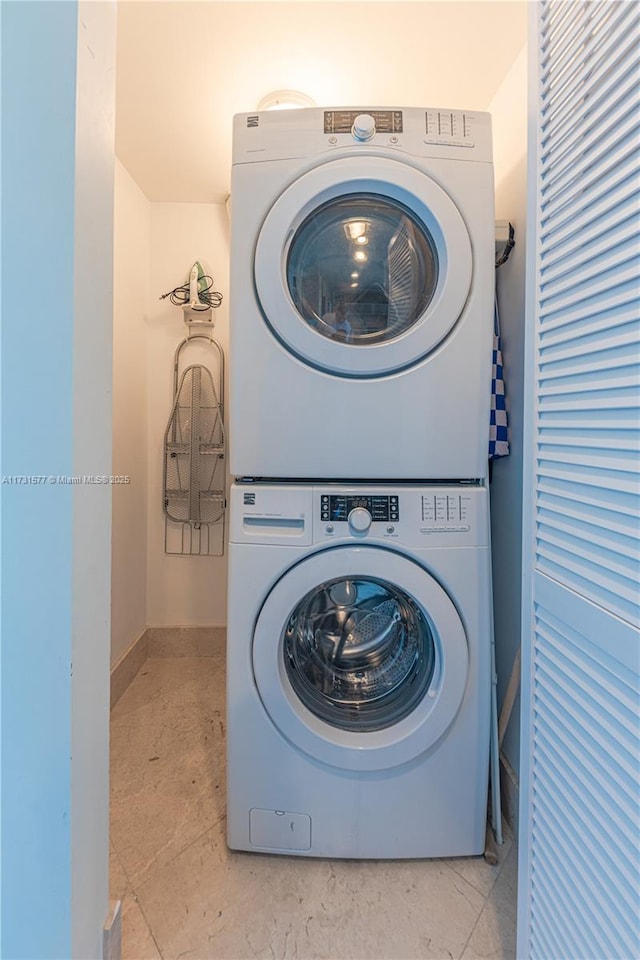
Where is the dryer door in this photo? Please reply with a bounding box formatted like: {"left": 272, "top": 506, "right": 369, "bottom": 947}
{"left": 254, "top": 156, "right": 473, "bottom": 377}
{"left": 252, "top": 545, "right": 469, "bottom": 772}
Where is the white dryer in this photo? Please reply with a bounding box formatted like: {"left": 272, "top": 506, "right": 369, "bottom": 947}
{"left": 229, "top": 106, "right": 494, "bottom": 480}
{"left": 226, "top": 481, "right": 492, "bottom": 858}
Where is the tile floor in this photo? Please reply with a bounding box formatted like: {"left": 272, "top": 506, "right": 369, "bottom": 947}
{"left": 110, "top": 655, "right": 517, "bottom": 960}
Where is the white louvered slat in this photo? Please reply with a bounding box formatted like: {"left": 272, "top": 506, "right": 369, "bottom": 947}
{"left": 537, "top": 475, "right": 638, "bottom": 522}
{"left": 541, "top": 68, "right": 640, "bottom": 180}
{"left": 520, "top": 5, "right": 640, "bottom": 955}
{"left": 537, "top": 460, "right": 636, "bottom": 494}
{"left": 540, "top": 342, "right": 639, "bottom": 381}
{"left": 540, "top": 227, "right": 637, "bottom": 293}
{"left": 541, "top": 11, "right": 639, "bottom": 145}
{"left": 541, "top": 110, "right": 639, "bottom": 204}
{"left": 533, "top": 791, "right": 636, "bottom": 941}
{"left": 529, "top": 901, "right": 576, "bottom": 960}
{"left": 540, "top": 0, "right": 577, "bottom": 42}
{"left": 536, "top": 804, "right": 633, "bottom": 960}
{"left": 540, "top": 1, "right": 631, "bottom": 87}
{"left": 534, "top": 708, "right": 638, "bottom": 840}
{"left": 540, "top": 317, "right": 639, "bottom": 357}
{"left": 537, "top": 278, "right": 639, "bottom": 332}
{"left": 531, "top": 851, "right": 611, "bottom": 960}
{"left": 536, "top": 541, "right": 637, "bottom": 623}
{"left": 542, "top": 224, "right": 637, "bottom": 294}
{"left": 542, "top": 40, "right": 639, "bottom": 157}
{"left": 540, "top": 0, "right": 626, "bottom": 57}
{"left": 540, "top": 260, "right": 639, "bottom": 312}
{"left": 541, "top": 191, "right": 637, "bottom": 267}
{"left": 532, "top": 696, "right": 640, "bottom": 847}
{"left": 540, "top": 3, "right": 637, "bottom": 115}
{"left": 537, "top": 506, "right": 638, "bottom": 560}
{"left": 538, "top": 428, "right": 638, "bottom": 453}
{"left": 539, "top": 306, "right": 637, "bottom": 346}
{"left": 540, "top": 148, "right": 636, "bottom": 229}
{"left": 538, "top": 365, "right": 638, "bottom": 392}
{"left": 536, "top": 643, "right": 638, "bottom": 752}
{"left": 524, "top": 598, "right": 640, "bottom": 958}
{"left": 540, "top": 1, "right": 611, "bottom": 77}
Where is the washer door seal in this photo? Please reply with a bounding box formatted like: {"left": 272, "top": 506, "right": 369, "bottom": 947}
{"left": 252, "top": 545, "right": 469, "bottom": 772}
{"left": 254, "top": 156, "right": 473, "bottom": 378}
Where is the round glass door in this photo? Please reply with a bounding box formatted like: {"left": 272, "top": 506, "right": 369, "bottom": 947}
{"left": 252, "top": 545, "right": 469, "bottom": 772}
{"left": 287, "top": 194, "right": 438, "bottom": 346}
{"left": 254, "top": 156, "right": 473, "bottom": 377}
{"left": 284, "top": 575, "right": 435, "bottom": 731}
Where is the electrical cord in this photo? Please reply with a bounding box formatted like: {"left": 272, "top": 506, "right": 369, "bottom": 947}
{"left": 495, "top": 222, "right": 515, "bottom": 268}
{"left": 159, "top": 274, "right": 223, "bottom": 310}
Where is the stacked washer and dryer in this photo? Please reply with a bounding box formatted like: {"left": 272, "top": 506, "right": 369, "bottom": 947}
{"left": 227, "top": 107, "right": 495, "bottom": 858}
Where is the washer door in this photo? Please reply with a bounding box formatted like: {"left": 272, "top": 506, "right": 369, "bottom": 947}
{"left": 254, "top": 156, "right": 472, "bottom": 377}
{"left": 252, "top": 546, "right": 468, "bottom": 771}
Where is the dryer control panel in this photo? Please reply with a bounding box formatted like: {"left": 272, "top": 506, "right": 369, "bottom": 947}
{"left": 324, "top": 110, "right": 404, "bottom": 135}
{"left": 232, "top": 106, "right": 493, "bottom": 165}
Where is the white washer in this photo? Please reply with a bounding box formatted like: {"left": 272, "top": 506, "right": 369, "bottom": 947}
{"left": 227, "top": 482, "right": 492, "bottom": 858}
{"left": 229, "top": 106, "right": 495, "bottom": 480}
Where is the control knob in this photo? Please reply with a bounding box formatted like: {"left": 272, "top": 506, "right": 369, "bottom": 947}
{"left": 348, "top": 507, "right": 372, "bottom": 533}
{"left": 351, "top": 114, "right": 376, "bottom": 142}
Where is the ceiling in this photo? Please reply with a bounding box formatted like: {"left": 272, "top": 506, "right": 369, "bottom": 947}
{"left": 115, "top": 1, "right": 527, "bottom": 203}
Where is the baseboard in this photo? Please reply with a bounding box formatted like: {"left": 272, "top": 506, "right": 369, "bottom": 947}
{"left": 103, "top": 900, "right": 122, "bottom": 960}
{"left": 110, "top": 629, "right": 148, "bottom": 709}
{"left": 499, "top": 750, "right": 520, "bottom": 835}
{"left": 110, "top": 626, "right": 226, "bottom": 708}
{"left": 146, "top": 625, "right": 226, "bottom": 658}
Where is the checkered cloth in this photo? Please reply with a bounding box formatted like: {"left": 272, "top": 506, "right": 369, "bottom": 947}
{"left": 489, "top": 298, "right": 509, "bottom": 459}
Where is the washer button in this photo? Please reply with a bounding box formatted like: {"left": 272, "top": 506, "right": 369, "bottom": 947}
{"left": 325, "top": 524, "right": 334, "bottom": 534}
{"left": 348, "top": 507, "right": 372, "bottom": 532}
{"left": 386, "top": 525, "right": 395, "bottom": 534}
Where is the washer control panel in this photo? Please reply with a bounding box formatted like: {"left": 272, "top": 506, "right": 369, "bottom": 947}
{"left": 320, "top": 494, "right": 399, "bottom": 523}
{"left": 421, "top": 492, "right": 472, "bottom": 533}
{"left": 313, "top": 486, "right": 488, "bottom": 547}
{"left": 229, "top": 484, "right": 489, "bottom": 549}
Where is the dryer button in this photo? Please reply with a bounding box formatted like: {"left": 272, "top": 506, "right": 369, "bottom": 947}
{"left": 352, "top": 114, "right": 376, "bottom": 141}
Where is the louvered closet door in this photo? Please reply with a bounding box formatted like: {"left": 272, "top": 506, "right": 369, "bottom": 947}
{"left": 519, "top": 2, "right": 640, "bottom": 958}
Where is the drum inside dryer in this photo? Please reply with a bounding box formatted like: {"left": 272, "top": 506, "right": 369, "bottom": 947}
{"left": 286, "top": 194, "right": 439, "bottom": 345}
{"left": 283, "top": 575, "right": 436, "bottom": 732}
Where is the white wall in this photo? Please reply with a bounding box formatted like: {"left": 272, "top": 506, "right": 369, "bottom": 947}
{"left": 111, "top": 160, "right": 151, "bottom": 665}
{"left": 1, "top": 2, "right": 115, "bottom": 956}
{"left": 146, "top": 203, "right": 230, "bottom": 626}
{"left": 487, "top": 45, "right": 528, "bottom": 781}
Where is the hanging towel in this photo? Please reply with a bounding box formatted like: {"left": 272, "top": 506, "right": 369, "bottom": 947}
{"left": 489, "top": 297, "right": 509, "bottom": 459}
